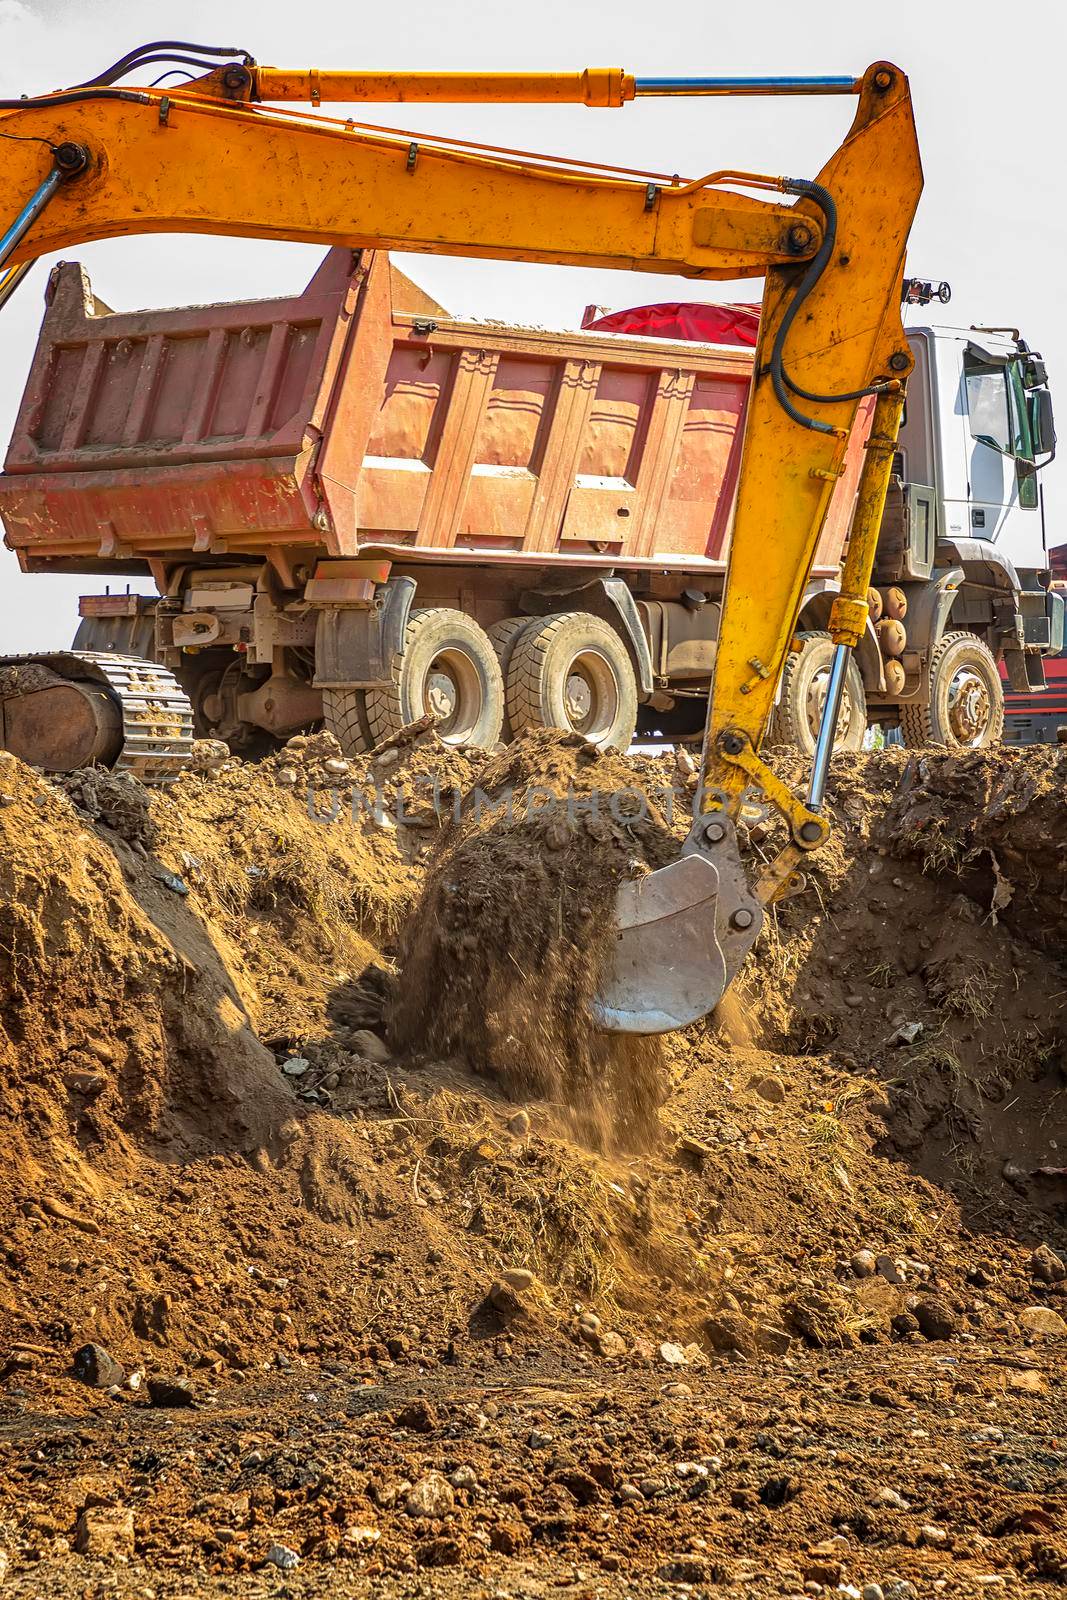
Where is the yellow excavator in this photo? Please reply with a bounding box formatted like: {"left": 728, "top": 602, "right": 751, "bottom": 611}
{"left": 0, "top": 39, "right": 923, "bottom": 1030}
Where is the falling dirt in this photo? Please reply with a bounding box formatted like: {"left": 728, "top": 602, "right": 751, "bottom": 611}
{"left": 0, "top": 734, "right": 1064, "bottom": 1596}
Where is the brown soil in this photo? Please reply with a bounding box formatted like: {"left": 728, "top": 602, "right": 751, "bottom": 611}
{"left": 0, "top": 734, "right": 1064, "bottom": 1595}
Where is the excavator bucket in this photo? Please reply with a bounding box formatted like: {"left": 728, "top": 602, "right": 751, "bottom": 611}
{"left": 591, "top": 813, "right": 763, "bottom": 1034}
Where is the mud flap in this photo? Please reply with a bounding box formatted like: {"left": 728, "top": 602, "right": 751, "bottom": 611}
{"left": 591, "top": 813, "right": 763, "bottom": 1035}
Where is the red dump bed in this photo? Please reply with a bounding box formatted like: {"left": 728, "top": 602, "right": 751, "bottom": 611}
{"left": 0, "top": 249, "right": 867, "bottom": 578}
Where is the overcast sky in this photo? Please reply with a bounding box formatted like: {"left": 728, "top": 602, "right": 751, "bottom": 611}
{"left": 0, "top": 0, "right": 1063, "bottom": 650}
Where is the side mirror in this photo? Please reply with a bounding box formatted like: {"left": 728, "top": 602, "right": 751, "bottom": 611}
{"left": 1029, "top": 387, "right": 1057, "bottom": 457}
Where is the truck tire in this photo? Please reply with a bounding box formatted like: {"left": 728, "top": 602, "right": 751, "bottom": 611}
{"left": 322, "top": 687, "right": 372, "bottom": 755}
{"left": 506, "top": 611, "right": 638, "bottom": 751}
{"left": 365, "top": 607, "right": 504, "bottom": 749}
{"left": 488, "top": 616, "right": 536, "bottom": 740}
{"left": 900, "top": 631, "right": 1004, "bottom": 749}
{"left": 769, "top": 630, "right": 866, "bottom": 754}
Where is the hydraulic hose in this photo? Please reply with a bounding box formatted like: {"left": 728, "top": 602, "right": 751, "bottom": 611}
{"left": 770, "top": 177, "right": 897, "bottom": 433}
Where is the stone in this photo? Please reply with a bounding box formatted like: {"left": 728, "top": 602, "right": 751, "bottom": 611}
{"left": 1019, "top": 1306, "right": 1067, "bottom": 1337}
{"left": 351, "top": 1029, "right": 390, "bottom": 1061}
{"left": 912, "top": 1298, "right": 957, "bottom": 1341}
{"left": 72, "top": 1343, "right": 125, "bottom": 1389}
{"left": 919, "top": 1524, "right": 949, "bottom": 1546}
{"left": 500, "top": 1267, "right": 536, "bottom": 1292}
{"left": 597, "top": 1330, "right": 627, "bottom": 1359}
{"left": 147, "top": 1377, "right": 195, "bottom": 1407}
{"left": 276, "top": 767, "right": 298, "bottom": 787}
{"left": 875, "top": 1254, "right": 905, "bottom": 1284}
{"left": 281, "top": 1056, "right": 310, "bottom": 1077}
{"left": 661, "top": 1381, "right": 693, "bottom": 1398}
{"left": 266, "top": 1544, "right": 300, "bottom": 1570}
{"left": 323, "top": 757, "right": 350, "bottom": 776}
{"left": 415, "top": 1536, "right": 464, "bottom": 1567}
{"left": 748, "top": 1073, "right": 786, "bottom": 1104}
{"left": 639, "top": 1477, "right": 668, "bottom": 1499}
{"left": 449, "top": 1466, "right": 478, "bottom": 1491}
{"left": 488, "top": 1280, "right": 521, "bottom": 1316}
{"left": 1031, "top": 1244, "right": 1066, "bottom": 1283}
{"left": 659, "top": 1341, "right": 688, "bottom": 1366}
{"left": 890, "top": 1021, "right": 923, "bottom": 1045}
{"left": 870, "top": 1486, "right": 908, "bottom": 1509}
{"left": 704, "top": 1311, "right": 755, "bottom": 1357}
{"left": 74, "top": 1507, "right": 135, "bottom": 1558}
{"left": 618, "top": 1482, "right": 644, "bottom": 1504}
{"left": 754, "top": 1323, "right": 794, "bottom": 1357}
{"left": 851, "top": 1249, "right": 877, "bottom": 1278}
{"left": 507, "top": 1109, "right": 531, "bottom": 1137}
{"left": 861, "top": 1587, "right": 885, "bottom": 1600}
{"left": 882, "top": 1584, "right": 917, "bottom": 1600}
{"left": 891, "top": 1311, "right": 919, "bottom": 1336}
{"left": 405, "top": 1472, "right": 455, "bottom": 1519}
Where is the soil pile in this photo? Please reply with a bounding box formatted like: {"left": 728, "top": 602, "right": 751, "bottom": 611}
{"left": 0, "top": 735, "right": 1063, "bottom": 1408}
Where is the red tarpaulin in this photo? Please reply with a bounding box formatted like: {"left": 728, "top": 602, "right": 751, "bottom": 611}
{"left": 581, "top": 300, "right": 761, "bottom": 348}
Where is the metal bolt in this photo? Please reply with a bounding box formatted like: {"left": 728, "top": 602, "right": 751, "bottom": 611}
{"left": 787, "top": 223, "right": 814, "bottom": 254}
{"left": 872, "top": 68, "right": 894, "bottom": 92}
{"left": 704, "top": 821, "right": 726, "bottom": 844}
{"left": 54, "top": 141, "right": 89, "bottom": 177}
{"left": 730, "top": 908, "right": 755, "bottom": 931}
{"left": 799, "top": 820, "right": 823, "bottom": 844}
{"left": 222, "top": 65, "right": 251, "bottom": 92}
{"left": 889, "top": 350, "right": 911, "bottom": 373}
{"left": 720, "top": 731, "right": 745, "bottom": 757}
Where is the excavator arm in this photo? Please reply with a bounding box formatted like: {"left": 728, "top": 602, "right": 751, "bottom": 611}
{"left": 0, "top": 44, "right": 923, "bottom": 1022}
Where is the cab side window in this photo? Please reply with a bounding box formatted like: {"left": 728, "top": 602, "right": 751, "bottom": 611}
{"left": 964, "top": 360, "right": 1011, "bottom": 453}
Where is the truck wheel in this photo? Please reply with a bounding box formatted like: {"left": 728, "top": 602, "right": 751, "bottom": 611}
{"left": 365, "top": 608, "right": 504, "bottom": 749}
{"left": 506, "top": 612, "right": 638, "bottom": 751}
{"left": 488, "top": 617, "right": 536, "bottom": 740}
{"left": 322, "top": 687, "right": 372, "bottom": 755}
{"left": 900, "top": 631, "right": 1004, "bottom": 749}
{"left": 769, "top": 630, "right": 866, "bottom": 754}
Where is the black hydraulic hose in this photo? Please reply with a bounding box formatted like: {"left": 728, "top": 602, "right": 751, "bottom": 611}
{"left": 770, "top": 177, "right": 896, "bottom": 433}
{"left": 78, "top": 40, "right": 253, "bottom": 87}
{"left": 0, "top": 88, "right": 152, "bottom": 111}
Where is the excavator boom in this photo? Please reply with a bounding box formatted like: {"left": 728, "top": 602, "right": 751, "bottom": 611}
{"left": 0, "top": 44, "right": 923, "bottom": 1022}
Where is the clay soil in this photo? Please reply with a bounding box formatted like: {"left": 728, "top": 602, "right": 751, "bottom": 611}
{"left": 0, "top": 733, "right": 1064, "bottom": 1597}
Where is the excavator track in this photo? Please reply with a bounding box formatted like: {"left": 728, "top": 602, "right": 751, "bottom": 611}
{"left": 0, "top": 651, "right": 193, "bottom": 784}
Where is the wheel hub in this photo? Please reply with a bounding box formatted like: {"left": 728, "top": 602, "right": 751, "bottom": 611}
{"left": 564, "top": 671, "right": 593, "bottom": 724}
{"left": 806, "top": 664, "right": 852, "bottom": 746}
{"left": 426, "top": 669, "right": 458, "bottom": 722}
{"left": 422, "top": 648, "right": 483, "bottom": 743}
{"left": 947, "top": 667, "right": 990, "bottom": 746}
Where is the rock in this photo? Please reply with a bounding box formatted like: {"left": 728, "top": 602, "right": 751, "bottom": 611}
{"left": 639, "top": 1477, "right": 668, "bottom": 1499}
{"left": 912, "top": 1297, "right": 957, "bottom": 1341}
{"left": 861, "top": 1587, "right": 885, "bottom": 1600}
{"left": 875, "top": 1254, "right": 905, "bottom": 1284}
{"left": 597, "top": 1330, "right": 627, "bottom": 1359}
{"left": 281, "top": 1056, "right": 310, "bottom": 1077}
{"left": 405, "top": 1472, "right": 455, "bottom": 1519}
{"left": 704, "top": 1311, "right": 755, "bottom": 1357}
{"left": 527, "top": 1429, "right": 554, "bottom": 1449}
{"left": 882, "top": 1584, "right": 917, "bottom": 1600}
{"left": 851, "top": 1249, "right": 877, "bottom": 1279}
{"left": 748, "top": 1073, "right": 786, "bottom": 1104}
{"left": 350, "top": 1029, "right": 390, "bottom": 1062}
{"left": 276, "top": 767, "right": 298, "bottom": 787}
{"left": 919, "top": 1523, "right": 949, "bottom": 1546}
{"left": 1031, "top": 1244, "right": 1066, "bottom": 1283}
{"left": 74, "top": 1507, "right": 135, "bottom": 1558}
{"left": 890, "top": 1021, "right": 923, "bottom": 1045}
{"left": 660, "top": 1557, "right": 708, "bottom": 1583}
{"left": 659, "top": 1341, "right": 688, "bottom": 1366}
{"left": 1019, "top": 1305, "right": 1067, "bottom": 1337}
{"left": 266, "top": 1544, "right": 300, "bottom": 1570}
{"left": 618, "top": 1482, "right": 644, "bottom": 1505}
{"left": 323, "top": 758, "right": 350, "bottom": 776}
{"left": 891, "top": 1311, "right": 919, "bottom": 1336}
{"left": 754, "top": 1323, "right": 794, "bottom": 1357}
{"left": 343, "top": 1525, "right": 381, "bottom": 1547}
{"left": 72, "top": 1343, "right": 125, "bottom": 1389}
{"left": 190, "top": 739, "right": 230, "bottom": 774}
{"left": 488, "top": 1280, "right": 521, "bottom": 1316}
{"left": 147, "top": 1377, "right": 195, "bottom": 1407}
{"left": 661, "top": 1381, "right": 692, "bottom": 1398}
{"left": 870, "top": 1486, "right": 908, "bottom": 1509}
{"left": 500, "top": 1267, "right": 536, "bottom": 1292}
{"left": 449, "top": 1466, "right": 478, "bottom": 1491}
{"left": 577, "top": 1311, "right": 602, "bottom": 1345}
{"left": 507, "top": 1109, "right": 531, "bottom": 1137}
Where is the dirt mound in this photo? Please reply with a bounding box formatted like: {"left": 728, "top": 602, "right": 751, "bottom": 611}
{"left": 0, "top": 734, "right": 1063, "bottom": 1407}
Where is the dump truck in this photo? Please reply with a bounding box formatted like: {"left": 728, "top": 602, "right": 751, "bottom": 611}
{"left": 1, "top": 247, "right": 1058, "bottom": 756}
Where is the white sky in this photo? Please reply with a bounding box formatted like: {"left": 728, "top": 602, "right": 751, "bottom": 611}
{"left": 0, "top": 0, "right": 1063, "bottom": 650}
